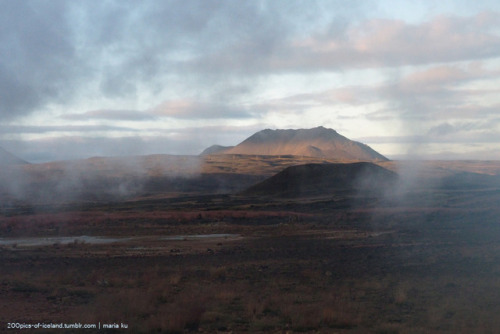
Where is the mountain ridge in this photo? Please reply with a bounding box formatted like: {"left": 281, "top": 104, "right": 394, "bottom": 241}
{"left": 0, "top": 146, "right": 28, "bottom": 165}
{"left": 200, "top": 145, "right": 235, "bottom": 156}
{"left": 203, "top": 126, "right": 388, "bottom": 162}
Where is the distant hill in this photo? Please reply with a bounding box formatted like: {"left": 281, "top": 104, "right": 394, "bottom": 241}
{"left": 241, "top": 162, "right": 398, "bottom": 198}
{"left": 200, "top": 145, "right": 234, "bottom": 156}
{"left": 0, "top": 146, "right": 28, "bottom": 165}
{"left": 204, "top": 127, "right": 388, "bottom": 162}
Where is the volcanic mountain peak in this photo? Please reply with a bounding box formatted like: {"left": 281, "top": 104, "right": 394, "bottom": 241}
{"left": 245, "top": 126, "right": 339, "bottom": 143}
{"left": 205, "top": 127, "right": 388, "bottom": 162}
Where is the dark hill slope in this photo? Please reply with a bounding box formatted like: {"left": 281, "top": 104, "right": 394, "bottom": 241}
{"left": 221, "top": 127, "right": 388, "bottom": 162}
{"left": 242, "top": 162, "right": 398, "bottom": 198}
{"left": 0, "top": 146, "right": 28, "bottom": 165}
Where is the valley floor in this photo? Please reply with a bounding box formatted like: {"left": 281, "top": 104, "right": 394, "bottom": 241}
{"left": 1, "top": 186, "right": 500, "bottom": 333}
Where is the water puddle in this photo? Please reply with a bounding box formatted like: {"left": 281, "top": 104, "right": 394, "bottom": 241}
{"left": 0, "top": 236, "right": 129, "bottom": 247}
{"left": 0, "top": 234, "right": 240, "bottom": 248}
{"left": 161, "top": 234, "right": 239, "bottom": 241}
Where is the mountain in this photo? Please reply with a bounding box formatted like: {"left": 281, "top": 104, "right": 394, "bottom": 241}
{"left": 200, "top": 145, "right": 234, "bottom": 156}
{"left": 205, "top": 127, "right": 388, "bottom": 162}
{"left": 241, "top": 162, "right": 398, "bottom": 198}
{"left": 0, "top": 146, "right": 28, "bottom": 165}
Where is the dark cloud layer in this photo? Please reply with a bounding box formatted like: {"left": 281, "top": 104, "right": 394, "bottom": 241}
{"left": 0, "top": 0, "right": 80, "bottom": 120}
{"left": 3, "top": 1, "right": 499, "bottom": 122}
{"left": 0, "top": 0, "right": 367, "bottom": 121}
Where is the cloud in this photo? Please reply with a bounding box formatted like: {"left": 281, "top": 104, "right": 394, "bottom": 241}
{"left": 0, "top": 1, "right": 82, "bottom": 120}
{"left": 426, "top": 119, "right": 500, "bottom": 140}
{"left": 192, "top": 10, "right": 500, "bottom": 74}
{"left": 151, "top": 99, "right": 253, "bottom": 119}
{"left": 317, "top": 64, "right": 498, "bottom": 118}
{"left": 0, "top": 124, "right": 134, "bottom": 134}
{"left": 62, "top": 109, "right": 157, "bottom": 121}
{"left": 427, "top": 122, "right": 475, "bottom": 137}
{"left": 399, "top": 66, "right": 469, "bottom": 91}
{"left": 345, "top": 12, "right": 500, "bottom": 65}
{"left": 379, "top": 65, "right": 500, "bottom": 123}
{"left": 2, "top": 1, "right": 499, "bottom": 122}
{"left": 256, "top": 62, "right": 500, "bottom": 118}
{"left": 0, "top": 1, "right": 321, "bottom": 122}
{"left": 365, "top": 108, "right": 399, "bottom": 121}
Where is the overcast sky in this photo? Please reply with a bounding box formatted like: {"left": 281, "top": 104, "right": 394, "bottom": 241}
{"left": 1, "top": 0, "right": 500, "bottom": 162}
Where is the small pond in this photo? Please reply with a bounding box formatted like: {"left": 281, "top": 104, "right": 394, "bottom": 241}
{"left": 161, "top": 234, "right": 239, "bottom": 241}
{"left": 0, "top": 234, "right": 240, "bottom": 247}
{"left": 0, "top": 236, "right": 129, "bottom": 247}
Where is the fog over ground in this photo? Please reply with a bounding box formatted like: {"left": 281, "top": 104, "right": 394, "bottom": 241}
{"left": 1, "top": 0, "right": 500, "bottom": 162}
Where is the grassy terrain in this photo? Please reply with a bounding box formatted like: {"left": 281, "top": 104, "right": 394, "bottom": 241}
{"left": 1, "top": 157, "right": 500, "bottom": 333}
{"left": 1, "top": 182, "right": 500, "bottom": 333}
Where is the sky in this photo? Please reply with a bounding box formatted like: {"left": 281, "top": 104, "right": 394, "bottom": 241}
{"left": 1, "top": 0, "right": 500, "bottom": 163}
